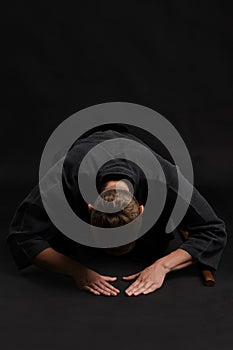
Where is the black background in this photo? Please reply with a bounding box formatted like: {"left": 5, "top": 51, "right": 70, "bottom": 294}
{"left": 1, "top": 2, "right": 233, "bottom": 350}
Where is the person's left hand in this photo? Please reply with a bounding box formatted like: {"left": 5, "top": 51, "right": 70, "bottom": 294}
{"left": 122, "top": 261, "right": 168, "bottom": 296}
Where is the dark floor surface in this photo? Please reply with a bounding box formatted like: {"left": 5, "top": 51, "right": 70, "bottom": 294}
{"left": 1, "top": 198, "right": 233, "bottom": 350}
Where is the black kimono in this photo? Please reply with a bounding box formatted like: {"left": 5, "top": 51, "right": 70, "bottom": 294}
{"left": 7, "top": 125, "right": 227, "bottom": 271}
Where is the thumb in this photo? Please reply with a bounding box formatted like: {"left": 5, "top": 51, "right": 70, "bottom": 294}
{"left": 101, "top": 275, "right": 117, "bottom": 281}
{"left": 122, "top": 273, "right": 140, "bottom": 280}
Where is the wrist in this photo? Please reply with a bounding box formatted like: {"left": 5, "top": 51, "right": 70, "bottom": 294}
{"left": 68, "top": 261, "right": 86, "bottom": 279}
{"left": 152, "top": 258, "right": 171, "bottom": 274}
{"left": 154, "top": 248, "right": 194, "bottom": 273}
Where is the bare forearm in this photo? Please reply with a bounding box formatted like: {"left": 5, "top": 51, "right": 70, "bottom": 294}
{"left": 32, "top": 247, "right": 84, "bottom": 278}
{"left": 156, "top": 248, "right": 197, "bottom": 273}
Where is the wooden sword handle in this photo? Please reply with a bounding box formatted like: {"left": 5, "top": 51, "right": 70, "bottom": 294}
{"left": 200, "top": 269, "right": 216, "bottom": 287}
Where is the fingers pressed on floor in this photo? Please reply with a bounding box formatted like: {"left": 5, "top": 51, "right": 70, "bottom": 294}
{"left": 94, "top": 284, "right": 113, "bottom": 296}
{"left": 132, "top": 282, "right": 153, "bottom": 295}
{"left": 101, "top": 275, "right": 117, "bottom": 281}
{"left": 123, "top": 273, "right": 139, "bottom": 280}
{"left": 100, "top": 280, "right": 119, "bottom": 294}
{"left": 99, "top": 282, "right": 117, "bottom": 295}
{"left": 125, "top": 279, "right": 141, "bottom": 291}
{"left": 84, "top": 286, "right": 100, "bottom": 295}
{"left": 143, "top": 284, "right": 158, "bottom": 294}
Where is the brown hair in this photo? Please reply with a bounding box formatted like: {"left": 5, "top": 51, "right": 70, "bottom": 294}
{"left": 90, "top": 189, "right": 141, "bottom": 228}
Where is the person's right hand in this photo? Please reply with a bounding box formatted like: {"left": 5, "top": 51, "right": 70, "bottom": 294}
{"left": 72, "top": 265, "right": 120, "bottom": 296}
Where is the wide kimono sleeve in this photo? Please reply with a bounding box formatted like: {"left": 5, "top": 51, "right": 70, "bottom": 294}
{"left": 163, "top": 163, "right": 228, "bottom": 271}
{"left": 6, "top": 154, "right": 79, "bottom": 270}
{"left": 177, "top": 185, "right": 227, "bottom": 271}
{"left": 6, "top": 185, "right": 54, "bottom": 270}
